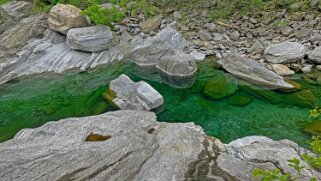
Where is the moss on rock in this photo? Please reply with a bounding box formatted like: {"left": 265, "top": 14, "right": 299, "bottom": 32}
{"left": 203, "top": 75, "right": 238, "bottom": 99}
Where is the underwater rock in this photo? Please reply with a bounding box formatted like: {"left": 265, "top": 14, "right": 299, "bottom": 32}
{"left": 66, "top": 25, "right": 113, "bottom": 52}
{"left": 219, "top": 52, "right": 294, "bottom": 90}
{"left": 303, "top": 71, "right": 321, "bottom": 85}
{"left": 104, "top": 74, "right": 163, "bottom": 111}
{"left": 203, "top": 75, "right": 238, "bottom": 99}
{"left": 264, "top": 42, "right": 306, "bottom": 64}
{"left": 227, "top": 94, "right": 253, "bottom": 107}
{"left": 240, "top": 85, "right": 283, "bottom": 104}
{"left": 48, "top": 3, "right": 90, "bottom": 34}
{"left": 0, "top": 111, "right": 320, "bottom": 180}
{"left": 284, "top": 90, "right": 317, "bottom": 107}
{"left": 303, "top": 121, "right": 321, "bottom": 136}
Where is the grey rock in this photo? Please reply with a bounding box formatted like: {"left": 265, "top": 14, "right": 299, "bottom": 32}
{"left": 66, "top": 25, "right": 113, "bottom": 52}
{"left": 0, "top": 1, "right": 33, "bottom": 21}
{"left": 173, "top": 11, "right": 181, "bottom": 19}
{"left": 0, "top": 111, "right": 320, "bottom": 181}
{"left": 281, "top": 26, "right": 293, "bottom": 36}
{"left": 130, "top": 35, "right": 144, "bottom": 47}
{"left": 264, "top": 42, "right": 306, "bottom": 64}
{"left": 268, "top": 64, "right": 295, "bottom": 76}
{"left": 248, "top": 41, "right": 264, "bottom": 53}
{"left": 301, "top": 65, "right": 313, "bottom": 73}
{"left": 206, "top": 23, "right": 216, "bottom": 31}
{"left": 219, "top": 52, "right": 294, "bottom": 89}
{"left": 310, "top": 0, "right": 319, "bottom": 7}
{"left": 108, "top": 74, "right": 163, "bottom": 111}
{"left": 213, "top": 33, "right": 224, "bottom": 41}
{"left": 120, "top": 30, "right": 133, "bottom": 42}
{"left": 0, "top": 30, "right": 123, "bottom": 85}
{"left": 48, "top": 4, "right": 90, "bottom": 34}
{"left": 199, "top": 30, "right": 213, "bottom": 41}
{"left": 190, "top": 50, "right": 206, "bottom": 62}
{"left": 316, "top": 65, "right": 321, "bottom": 71}
{"left": 230, "top": 31, "right": 240, "bottom": 41}
{"left": 130, "top": 26, "right": 189, "bottom": 67}
{"left": 156, "top": 53, "right": 197, "bottom": 77}
{"left": 308, "top": 46, "right": 321, "bottom": 64}
{"left": 139, "top": 15, "right": 162, "bottom": 33}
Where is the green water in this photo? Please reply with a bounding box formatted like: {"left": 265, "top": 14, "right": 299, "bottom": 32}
{"left": 0, "top": 60, "right": 320, "bottom": 145}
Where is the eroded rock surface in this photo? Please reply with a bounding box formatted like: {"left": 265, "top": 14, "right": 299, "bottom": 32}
{"left": 219, "top": 52, "right": 294, "bottom": 90}
{"left": 0, "top": 111, "right": 320, "bottom": 181}
{"left": 0, "top": 1, "right": 33, "bottom": 21}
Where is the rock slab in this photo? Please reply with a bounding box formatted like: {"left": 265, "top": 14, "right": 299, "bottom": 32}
{"left": 264, "top": 42, "right": 305, "bottom": 64}
{"left": 0, "top": 111, "right": 320, "bottom": 180}
{"left": 219, "top": 52, "right": 294, "bottom": 89}
{"left": 0, "top": 1, "right": 33, "bottom": 21}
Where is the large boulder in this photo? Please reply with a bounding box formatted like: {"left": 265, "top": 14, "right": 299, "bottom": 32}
{"left": 0, "top": 111, "right": 320, "bottom": 180}
{"left": 48, "top": 3, "right": 90, "bottom": 34}
{"left": 130, "top": 26, "right": 190, "bottom": 67}
{"left": 203, "top": 74, "right": 238, "bottom": 99}
{"left": 103, "top": 74, "right": 163, "bottom": 111}
{"left": 0, "top": 1, "right": 33, "bottom": 21}
{"left": 219, "top": 52, "right": 294, "bottom": 90}
{"left": 308, "top": 46, "right": 321, "bottom": 64}
{"left": 67, "top": 25, "right": 113, "bottom": 52}
{"left": 264, "top": 42, "right": 306, "bottom": 64}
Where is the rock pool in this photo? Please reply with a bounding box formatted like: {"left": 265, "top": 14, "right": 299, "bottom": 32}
{"left": 0, "top": 60, "right": 319, "bottom": 146}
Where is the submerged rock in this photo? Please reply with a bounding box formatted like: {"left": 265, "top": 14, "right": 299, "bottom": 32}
{"left": 0, "top": 111, "right": 320, "bottom": 180}
{"left": 284, "top": 90, "right": 317, "bottom": 107}
{"left": 104, "top": 74, "right": 163, "bottom": 111}
{"left": 48, "top": 3, "right": 90, "bottom": 34}
{"left": 203, "top": 74, "right": 238, "bottom": 99}
{"left": 66, "top": 25, "right": 113, "bottom": 52}
{"left": 227, "top": 94, "right": 253, "bottom": 106}
{"left": 264, "top": 42, "right": 305, "bottom": 64}
{"left": 303, "top": 121, "right": 321, "bottom": 136}
{"left": 219, "top": 52, "right": 294, "bottom": 90}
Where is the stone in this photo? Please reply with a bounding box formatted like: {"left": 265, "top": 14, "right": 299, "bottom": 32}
{"left": 268, "top": 64, "right": 295, "bottom": 76}
{"left": 190, "top": 50, "right": 206, "bottom": 62}
{"left": 199, "top": 30, "right": 213, "bottom": 41}
{"left": 213, "top": 33, "right": 224, "bottom": 41}
{"left": 308, "top": 46, "right": 321, "bottom": 64}
{"left": 316, "top": 65, "right": 321, "bottom": 71}
{"left": 206, "top": 23, "right": 215, "bottom": 31}
{"left": 48, "top": 4, "right": 90, "bottom": 34}
{"left": 248, "top": 41, "right": 264, "bottom": 53}
{"left": 104, "top": 74, "right": 163, "bottom": 111}
{"left": 139, "top": 15, "right": 162, "bottom": 33}
{"left": 219, "top": 52, "right": 294, "bottom": 90}
{"left": 66, "top": 25, "right": 113, "bottom": 52}
{"left": 120, "top": 30, "right": 132, "bottom": 42}
{"left": 230, "top": 30, "right": 240, "bottom": 41}
{"left": 130, "top": 26, "right": 189, "bottom": 67}
{"left": 284, "top": 90, "right": 317, "bottom": 107}
{"left": 302, "top": 65, "right": 313, "bottom": 73}
{"left": 203, "top": 74, "right": 238, "bottom": 99}
{"left": 156, "top": 53, "right": 197, "bottom": 78}
{"left": 0, "top": 111, "right": 320, "bottom": 180}
{"left": 264, "top": 42, "right": 306, "bottom": 64}
{"left": 227, "top": 94, "right": 253, "bottom": 107}
{"left": 0, "top": 1, "right": 33, "bottom": 21}
{"left": 281, "top": 26, "right": 293, "bottom": 36}
{"left": 310, "top": 0, "right": 319, "bottom": 7}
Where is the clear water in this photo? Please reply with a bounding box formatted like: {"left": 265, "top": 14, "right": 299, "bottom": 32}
{"left": 0, "top": 60, "right": 319, "bottom": 146}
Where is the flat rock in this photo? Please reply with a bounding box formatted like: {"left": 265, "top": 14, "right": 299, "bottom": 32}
{"left": 48, "top": 3, "right": 90, "bottom": 34}
{"left": 0, "top": 1, "right": 33, "bottom": 21}
{"left": 264, "top": 42, "right": 305, "bottom": 64}
{"left": 219, "top": 52, "right": 294, "bottom": 90}
{"left": 308, "top": 46, "right": 321, "bottom": 64}
{"left": 0, "top": 111, "right": 320, "bottom": 180}
{"left": 139, "top": 15, "right": 162, "bottom": 33}
{"left": 105, "top": 74, "right": 163, "bottom": 111}
{"left": 67, "top": 25, "right": 113, "bottom": 52}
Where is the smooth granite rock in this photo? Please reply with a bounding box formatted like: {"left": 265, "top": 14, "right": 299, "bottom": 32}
{"left": 264, "top": 42, "right": 306, "bottom": 64}
{"left": 105, "top": 74, "right": 164, "bottom": 111}
{"left": 219, "top": 52, "right": 294, "bottom": 90}
{"left": 0, "top": 111, "right": 320, "bottom": 180}
{"left": 0, "top": 1, "right": 33, "bottom": 21}
{"left": 308, "top": 46, "right": 321, "bottom": 64}
{"left": 67, "top": 25, "right": 113, "bottom": 52}
{"left": 48, "top": 4, "right": 90, "bottom": 34}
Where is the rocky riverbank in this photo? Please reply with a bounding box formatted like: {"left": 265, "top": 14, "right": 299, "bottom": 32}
{"left": 0, "top": 110, "right": 320, "bottom": 180}
{"left": 0, "top": 1, "right": 321, "bottom": 180}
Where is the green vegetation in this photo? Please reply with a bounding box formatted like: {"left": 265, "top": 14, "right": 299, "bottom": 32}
{"left": 0, "top": 0, "right": 9, "bottom": 5}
